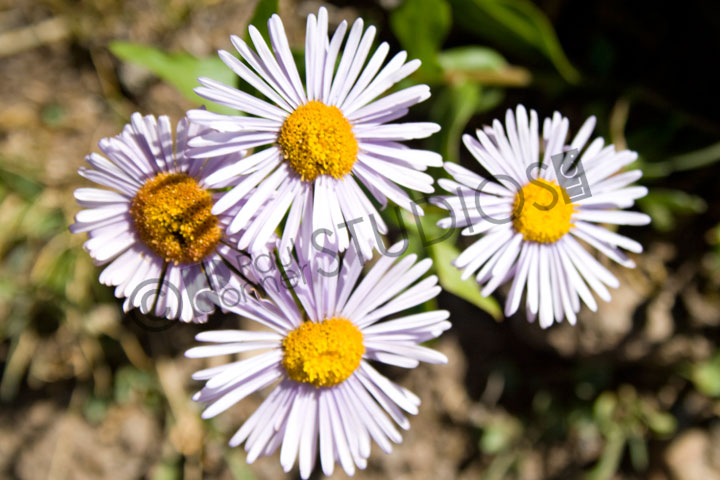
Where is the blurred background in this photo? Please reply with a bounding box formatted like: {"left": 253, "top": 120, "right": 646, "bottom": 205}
{"left": 1, "top": 0, "right": 720, "bottom": 478}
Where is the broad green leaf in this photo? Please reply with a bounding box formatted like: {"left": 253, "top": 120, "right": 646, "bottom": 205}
{"left": 438, "top": 46, "right": 507, "bottom": 72}
{"left": 397, "top": 209, "right": 502, "bottom": 319}
{"left": 438, "top": 46, "right": 530, "bottom": 87}
{"left": 245, "top": 0, "right": 279, "bottom": 43}
{"left": 450, "top": 0, "right": 580, "bottom": 83}
{"left": 109, "top": 41, "right": 237, "bottom": 114}
{"left": 430, "top": 240, "right": 502, "bottom": 320}
{"left": 390, "top": 0, "right": 451, "bottom": 74}
{"left": 430, "top": 82, "right": 482, "bottom": 164}
{"left": 430, "top": 81, "right": 503, "bottom": 164}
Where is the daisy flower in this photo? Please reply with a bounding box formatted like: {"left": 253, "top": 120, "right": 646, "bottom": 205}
{"left": 70, "top": 113, "right": 254, "bottom": 322}
{"left": 433, "top": 105, "right": 650, "bottom": 328}
{"left": 186, "top": 7, "right": 441, "bottom": 259}
{"left": 186, "top": 242, "right": 450, "bottom": 477}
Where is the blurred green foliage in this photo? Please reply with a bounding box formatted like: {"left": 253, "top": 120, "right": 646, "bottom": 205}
{"left": 3, "top": 0, "right": 720, "bottom": 478}
{"left": 390, "top": 0, "right": 451, "bottom": 74}
{"left": 448, "top": 0, "right": 580, "bottom": 83}
{"left": 637, "top": 189, "right": 707, "bottom": 232}
{"left": 395, "top": 208, "right": 503, "bottom": 319}
{"left": 687, "top": 351, "right": 720, "bottom": 397}
{"left": 0, "top": 161, "right": 93, "bottom": 400}
{"left": 245, "top": 0, "right": 278, "bottom": 43}
{"left": 109, "top": 42, "right": 237, "bottom": 114}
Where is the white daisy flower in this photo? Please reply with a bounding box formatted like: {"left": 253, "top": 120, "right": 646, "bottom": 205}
{"left": 186, "top": 242, "right": 450, "bottom": 477}
{"left": 433, "top": 105, "right": 651, "bottom": 328}
{"left": 186, "top": 7, "right": 442, "bottom": 259}
{"left": 70, "top": 113, "right": 255, "bottom": 322}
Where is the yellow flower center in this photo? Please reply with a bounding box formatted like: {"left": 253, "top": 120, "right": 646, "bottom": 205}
{"left": 512, "top": 179, "right": 575, "bottom": 243}
{"left": 130, "top": 172, "right": 221, "bottom": 264}
{"left": 282, "top": 317, "right": 364, "bottom": 388}
{"left": 277, "top": 101, "right": 358, "bottom": 182}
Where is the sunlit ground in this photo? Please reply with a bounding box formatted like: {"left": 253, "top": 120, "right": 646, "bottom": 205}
{"left": 1, "top": 0, "right": 720, "bottom": 479}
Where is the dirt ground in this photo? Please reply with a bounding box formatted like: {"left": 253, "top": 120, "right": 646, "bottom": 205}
{"left": 2, "top": 1, "right": 720, "bottom": 479}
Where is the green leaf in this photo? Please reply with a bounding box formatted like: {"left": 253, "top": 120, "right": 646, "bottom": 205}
{"left": 429, "top": 81, "right": 503, "bottom": 164}
{"left": 224, "top": 447, "right": 258, "bottom": 480}
{"left": 429, "top": 240, "right": 502, "bottom": 320}
{"left": 0, "top": 164, "right": 43, "bottom": 200}
{"left": 644, "top": 410, "right": 676, "bottom": 437}
{"left": 396, "top": 209, "right": 501, "bottom": 319}
{"left": 114, "top": 365, "right": 159, "bottom": 406}
{"left": 150, "top": 457, "right": 182, "bottom": 480}
{"left": 480, "top": 415, "right": 522, "bottom": 454}
{"left": 637, "top": 189, "right": 706, "bottom": 231}
{"left": 690, "top": 352, "right": 720, "bottom": 397}
{"left": 109, "top": 41, "right": 237, "bottom": 114}
{"left": 83, "top": 396, "right": 110, "bottom": 425}
{"left": 390, "top": 0, "right": 451, "bottom": 74}
{"left": 593, "top": 391, "right": 617, "bottom": 425}
{"left": 438, "top": 46, "right": 507, "bottom": 72}
{"left": 430, "top": 82, "right": 481, "bottom": 164}
{"left": 450, "top": 0, "right": 580, "bottom": 83}
{"left": 640, "top": 141, "right": 720, "bottom": 179}
{"left": 245, "top": 0, "right": 278, "bottom": 43}
{"left": 627, "top": 434, "right": 648, "bottom": 471}
{"left": 38, "top": 248, "right": 76, "bottom": 296}
{"left": 439, "top": 46, "right": 530, "bottom": 86}
{"left": 585, "top": 428, "right": 625, "bottom": 480}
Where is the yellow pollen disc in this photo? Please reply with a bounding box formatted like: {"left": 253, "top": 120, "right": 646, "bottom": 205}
{"left": 282, "top": 317, "right": 364, "bottom": 388}
{"left": 130, "top": 172, "right": 221, "bottom": 264}
{"left": 277, "top": 101, "right": 358, "bottom": 182}
{"left": 512, "top": 179, "right": 575, "bottom": 243}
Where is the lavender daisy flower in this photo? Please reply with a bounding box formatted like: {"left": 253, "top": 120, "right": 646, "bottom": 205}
{"left": 434, "top": 105, "right": 650, "bottom": 328}
{"left": 186, "top": 242, "right": 450, "bottom": 477}
{"left": 70, "top": 113, "right": 254, "bottom": 322}
{"left": 186, "top": 7, "right": 441, "bottom": 258}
